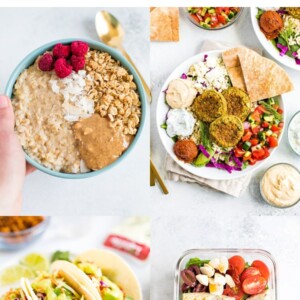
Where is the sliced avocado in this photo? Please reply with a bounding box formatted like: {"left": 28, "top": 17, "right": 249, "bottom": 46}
{"left": 101, "top": 276, "right": 124, "bottom": 300}
{"left": 75, "top": 261, "right": 102, "bottom": 278}
{"left": 193, "top": 148, "right": 215, "bottom": 167}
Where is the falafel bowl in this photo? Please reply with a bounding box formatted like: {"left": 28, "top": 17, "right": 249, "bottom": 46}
{"left": 156, "top": 49, "right": 287, "bottom": 180}
{"left": 251, "top": 7, "right": 300, "bottom": 71}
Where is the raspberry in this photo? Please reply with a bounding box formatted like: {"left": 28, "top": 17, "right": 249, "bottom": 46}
{"left": 53, "top": 43, "right": 71, "bottom": 58}
{"left": 54, "top": 58, "right": 73, "bottom": 79}
{"left": 71, "top": 41, "right": 89, "bottom": 56}
{"left": 38, "top": 53, "right": 54, "bottom": 71}
{"left": 70, "top": 55, "right": 85, "bottom": 72}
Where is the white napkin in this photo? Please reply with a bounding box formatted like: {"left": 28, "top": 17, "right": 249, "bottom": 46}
{"left": 165, "top": 40, "right": 259, "bottom": 197}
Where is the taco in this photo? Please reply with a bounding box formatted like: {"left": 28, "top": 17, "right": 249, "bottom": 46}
{"left": 1, "top": 278, "right": 34, "bottom": 300}
{"left": 73, "top": 249, "right": 142, "bottom": 300}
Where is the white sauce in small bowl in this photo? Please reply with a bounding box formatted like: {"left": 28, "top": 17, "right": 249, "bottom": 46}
{"left": 288, "top": 111, "right": 300, "bottom": 156}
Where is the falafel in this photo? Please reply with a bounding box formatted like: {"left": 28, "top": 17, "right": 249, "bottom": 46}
{"left": 222, "top": 87, "right": 251, "bottom": 121}
{"left": 259, "top": 10, "right": 283, "bottom": 40}
{"left": 174, "top": 139, "right": 198, "bottom": 163}
{"left": 209, "top": 115, "right": 244, "bottom": 148}
{"left": 193, "top": 90, "right": 227, "bottom": 123}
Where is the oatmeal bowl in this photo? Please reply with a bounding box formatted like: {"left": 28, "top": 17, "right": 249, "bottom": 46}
{"left": 5, "top": 38, "right": 146, "bottom": 178}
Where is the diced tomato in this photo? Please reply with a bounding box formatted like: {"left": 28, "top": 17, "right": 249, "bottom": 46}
{"left": 250, "top": 138, "right": 259, "bottom": 146}
{"left": 279, "top": 122, "right": 284, "bottom": 128}
{"left": 190, "top": 14, "right": 201, "bottom": 23}
{"left": 273, "top": 104, "right": 279, "bottom": 110}
{"left": 250, "top": 111, "right": 261, "bottom": 122}
{"left": 242, "top": 275, "right": 267, "bottom": 295}
{"left": 249, "top": 157, "right": 257, "bottom": 165}
{"left": 223, "top": 284, "right": 245, "bottom": 300}
{"left": 210, "top": 16, "right": 219, "bottom": 27}
{"left": 255, "top": 105, "right": 266, "bottom": 114}
{"left": 240, "top": 267, "right": 261, "bottom": 283}
{"left": 229, "top": 256, "right": 246, "bottom": 276}
{"left": 242, "top": 131, "right": 252, "bottom": 142}
{"left": 269, "top": 136, "right": 278, "bottom": 148}
{"left": 234, "top": 148, "right": 245, "bottom": 158}
{"left": 261, "top": 121, "right": 269, "bottom": 128}
{"left": 251, "top": 260, "right": 270, "bottom": 281}
{"left": 271, "top": 125, "right": 280, "bottom": 133}
{"left": 262, "top": 147, "right": 270, "bottom": 159}
{"left": 277, "top": 108, "right": 283, "bottom": 114}
{"left": 252, "top": 148, "right": 265, "bottom": 159}
{"left": 251, "top": 126, "right": 260, "bottom": 135}
{"left": 243, "top": 155, "right": 251, "bottom": 162}
{"left": 217, "top": 14, "right": 226, "bottom": 24}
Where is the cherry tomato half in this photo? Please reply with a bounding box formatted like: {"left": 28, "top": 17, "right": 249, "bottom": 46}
{"left": 242, "top": 275, "right": 267, "bottom": 295}
{"left": 240, "top": 267, "right": 261, "bottom": 283}
{"left": 223, "top": 284, "right": 245, "bottom": 300}
{"left": 229, "top": 255, "right": 245, "bottom": 275}
{"left": 251, "top": 260, "right": 270, "bottom": 281}
{"left": 269, "top": 136, "right": 278, "bottom": 148}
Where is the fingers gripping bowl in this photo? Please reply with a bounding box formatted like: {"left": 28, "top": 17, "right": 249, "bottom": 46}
{"left": 5, "top": 38, "right": 146, "bottom": 179}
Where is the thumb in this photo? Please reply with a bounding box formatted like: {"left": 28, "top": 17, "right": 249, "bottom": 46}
{"left": 0, "top": 95, "right": 14, "bottom": 133}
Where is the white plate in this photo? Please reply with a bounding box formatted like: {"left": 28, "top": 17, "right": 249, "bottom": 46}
{"left": 156, "top": 50, "right": 285, "bottom": 180}
{"left": 250, "top": 7, "right": 300, "bottom": 71}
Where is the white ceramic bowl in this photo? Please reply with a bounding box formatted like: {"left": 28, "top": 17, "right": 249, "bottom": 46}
{"left": 156, "top": 50, "right": 285, "bottom": 180}
{"left": 250, "top": 7, "right": 300, "bottom": 71}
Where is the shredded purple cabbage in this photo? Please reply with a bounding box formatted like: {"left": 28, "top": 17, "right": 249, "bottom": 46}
{"left": 277, "top": 9, "right": 287, "bottom": 14}
{"left": 296, "top": 58, "right": 300, "bottom": 65}
{"left": 232, "top": 156, "right": 242, "bottom": 168}
{"left": 277, "top": 43, "right": 288, "bottom": 56}
{"left": 198, "top": 145, "right": 210, "bottom": 158}
{"left": 203, "top": 54, "right": 208, "bottom": 62}
{"left": 181, "top": 73, "right": 187, "bottom": 79}
{"left": 163, "top": 88, "right": 168, "bottom": 93}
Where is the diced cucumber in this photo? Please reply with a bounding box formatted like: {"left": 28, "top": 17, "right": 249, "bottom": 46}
{"left": 266, "top": 130, "right": 273, "bottom": 136}
{"left": 274, "top": 119, "right": 281, "bottom": 125}
{"left": 243, "top": 141, "right": 252, "bottom": 151}
{"left": 267, "top": 98, "right": 275, "bottom": 105}
{"left": 201, "top": 7, "right": 208, "bottom": 16}
{"left": 200, "top": 22, "right": 211, "bottom": 28}
{"left": 228, "top": 11, "right": 235, "bottom": 19}
{"left": 258, "top": 132, "right": 266, "bottom": 141}
{"left": 244, "top": 151, "right": 251, "bottom": 158}
{"left": 208, "top": 8, "right": 215, "bottom": 14}
{"left": 205, "top": 17, "right": 211, "bottom": 24}
{"left": 263, "top": 115, "right": 274, "bottom": 122}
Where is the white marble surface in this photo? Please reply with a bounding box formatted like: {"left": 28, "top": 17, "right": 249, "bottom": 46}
{"left": 152, "top": 215, "right": 300, "bottom": 299}
{"left": 0, "top": 216, "right": 150, "bottom": 300}
{"left": 150, "top": 8, "right": 300, "bottom": 215}
{"left": 0, "top": 8, "right": 150, "bottom": 215}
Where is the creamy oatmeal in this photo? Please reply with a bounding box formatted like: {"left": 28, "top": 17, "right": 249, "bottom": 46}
{"left": 12, "top": 41, "right": 141, "bottom": 174}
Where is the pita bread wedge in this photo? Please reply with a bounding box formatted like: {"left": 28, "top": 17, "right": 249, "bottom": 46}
{"left": 222, "top": 47, "right": 247, "bottom": 92}
{"left": 238, "top": 47, "right": 294, "bottom": 102}
{"left": 150, "top": 7, "right": 179, "bottom": 41}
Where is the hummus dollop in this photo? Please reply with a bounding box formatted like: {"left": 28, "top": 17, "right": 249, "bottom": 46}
{"left": 166, "top": 78, "right": 197, "bottom": 109}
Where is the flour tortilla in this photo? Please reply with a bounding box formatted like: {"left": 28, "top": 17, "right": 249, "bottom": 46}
{"left": 150, "top": 7, "right": 179, "bottom": 41}
{"left": 238, "top": 47, "right": 294, "bottom": 101}
{"left": 51, "top": 260, "right": 101, "bottom": 300}
{"left": 222, "top": 47, "right": 294, "bottom": 102}
{"left": 76, "top": 249, "right": 142, "bottom": 300}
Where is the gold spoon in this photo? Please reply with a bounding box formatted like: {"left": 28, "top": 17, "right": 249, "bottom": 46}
{"left": 95, "top": 10, "right": 168, "bottom": 194}
{"left": 95, "top": 11, "right": 151, "bottom": 98}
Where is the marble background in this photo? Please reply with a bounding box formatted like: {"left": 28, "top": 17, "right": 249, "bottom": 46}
{"left": 0, "top": 8, "right": 150, "bottom": 215}
{"left": 150, "top": 8, "right": 300, "bottom": 216}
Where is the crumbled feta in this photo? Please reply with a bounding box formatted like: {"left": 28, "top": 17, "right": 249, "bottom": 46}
{"left": 187, "top": 56, "right": 230, "bottom": 94}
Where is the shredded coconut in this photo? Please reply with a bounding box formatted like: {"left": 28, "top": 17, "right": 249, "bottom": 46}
{"left": 50, "top": 70, "right": 94, "bottom": 122}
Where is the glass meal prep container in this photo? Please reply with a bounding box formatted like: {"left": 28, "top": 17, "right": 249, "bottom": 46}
{"left": 174, "top": 249, "right": 277, "bottom": 300}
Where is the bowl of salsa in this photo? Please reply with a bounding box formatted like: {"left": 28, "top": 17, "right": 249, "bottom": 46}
{"left": 185, "top": 7, "right": 243, "bottom": 30}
